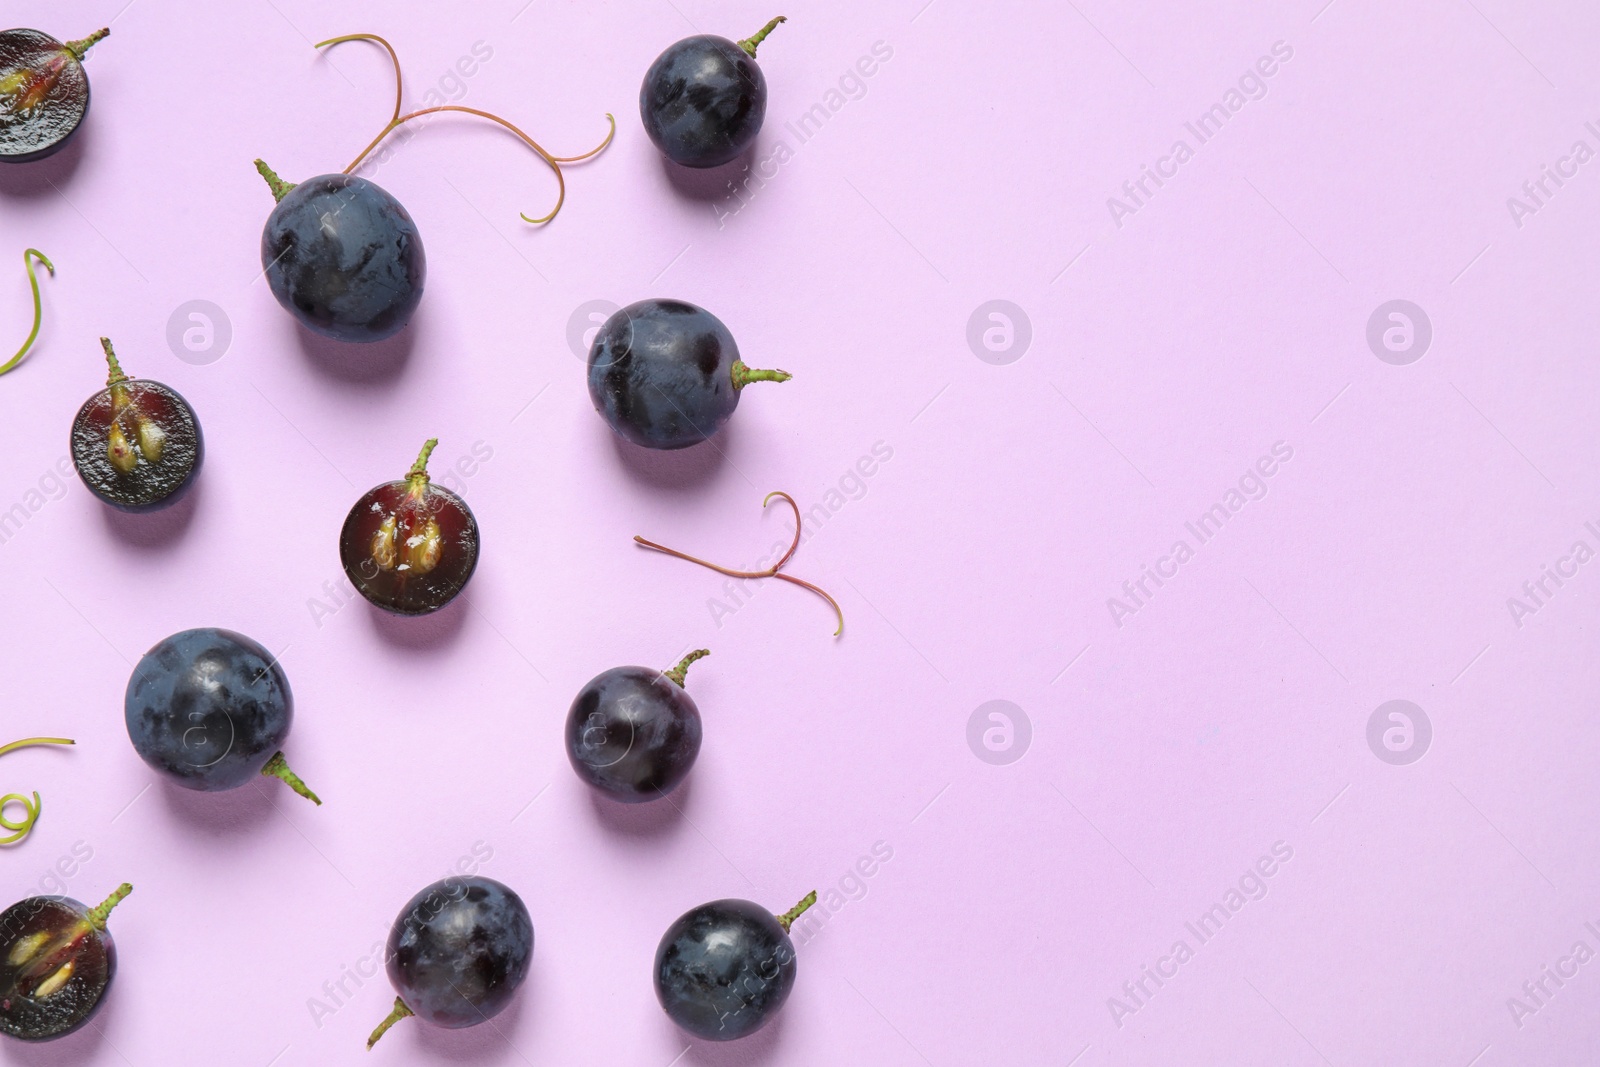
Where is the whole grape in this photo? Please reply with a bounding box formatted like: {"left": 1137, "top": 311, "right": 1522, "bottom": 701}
{"left": 565, "top": 649, "right": 708, "bottom": 803}
{"left": 256, "top": 164, "right": 425, "bottom": 343}
{"left": 587, "top": 299, "right": 789, "bottom": 450}
{"left": 367, "top": 877, "right": 534, "bottom": 1049}
{"left": 640, "top": 18, "right": 786, "bottom": 168}
{"left": 124, "top": 628, "right": 319, "bottom": 803}
{"left": 654, "top": 892, "right": 815, "bottom": 1041}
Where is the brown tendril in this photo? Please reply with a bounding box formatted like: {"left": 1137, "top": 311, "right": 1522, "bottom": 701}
{"left": 634, "top": 491, "right": 843, "bottom": 636}
{"left": 313, "top": 33, "right": 614, "bottom": 225}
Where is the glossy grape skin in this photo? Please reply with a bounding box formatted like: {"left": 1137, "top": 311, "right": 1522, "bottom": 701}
{"left": 640, "top": 36, "right": 766, "bottom": 168}
{"left": 260, "top": 174, "right": 425, "bottom": 343}
{"left": 386, "top": 877, "right": 533, "bottom": 1029}
{"left": 339, "top": 477, "right": 478, "bottom": 616}
{"left": 654, "top": 899, "right": 797, "bottom": 1041}
{"left": 0, "top": 30, "right": 95, "bottom": 164}
{"left": 0, "top": 897, "right": 115, "bottom": 1041}
{"left": 588, "top": 299, "right": 744, "bottom": 450}
{"left": 124, "top": 628, "right": 291, "bottom": 792}
{"left": 70, "top": 379, "right": 202, "bottom": 513}
{"left": 565, "top": 666, "right": 703, "bottom": 803}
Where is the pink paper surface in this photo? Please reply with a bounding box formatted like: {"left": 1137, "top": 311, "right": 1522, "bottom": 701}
{"left": 0, "top": 1, "right": 1595, "bottom": 1064}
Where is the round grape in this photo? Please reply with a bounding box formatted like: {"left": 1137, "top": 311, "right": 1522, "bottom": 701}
{"left": 565, "top": 649, "right": 708, "bottom": 803}
{"left": 368, "top": 877, "right": 534, "bottom": 1049}
{"left": 124, "top": 628, "right": 319, "bottom": 803}
{"left": 257, "top": 166, "right": 425, "bottom": 343}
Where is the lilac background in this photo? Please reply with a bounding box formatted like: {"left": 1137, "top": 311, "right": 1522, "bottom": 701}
{"left": 0, "top": 0, "right": 1596, "bottom": 1064}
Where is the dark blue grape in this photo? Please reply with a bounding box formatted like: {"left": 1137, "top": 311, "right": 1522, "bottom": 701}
{"left": 640, "top": 18, "right": 785, "bottom": 168}
{"left": 256, "top": 164, "right": 425, "bottom": 343}
{"left": 123, "top": 628, "right": 319, "bottom": 803}
{"left": 368, "top": 877, "right": 533, "bottom": 1049}
{"left": 588, "top": 299, "right": 789, "bottom": 450}
{"left": 654, "top": 893, "right": 814, "bottom": 1041}
{"left": 565, "top": 649, "right": 707, "bottom": 803}
{"left": 0, "top": 883, "right": 130, "bottom": 1042}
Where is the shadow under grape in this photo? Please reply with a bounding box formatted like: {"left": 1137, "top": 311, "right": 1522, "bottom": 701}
{"left": 96, "top": 468, "right": 203, "bottom": 550}
{"left": 603, "top": 419, "right": 732, "bottom": 492}
{"left": 291, "top": 312, "right": 419, "bottom": 388}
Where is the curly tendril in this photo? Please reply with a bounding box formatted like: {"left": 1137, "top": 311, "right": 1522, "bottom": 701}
{"left": 0, "top": 249, "right": 54, "bottom": 377}
{"left": 635, "top": 491, "right": 844, "bottom": 636}
{"left": 0, "top": 793, "right": 42, "bottom": 845}
{"left": 313, "top": 33, "right": 614, "bottom": 225}
{"left": 0, "top": 737, "right": 75, "bottom": 845}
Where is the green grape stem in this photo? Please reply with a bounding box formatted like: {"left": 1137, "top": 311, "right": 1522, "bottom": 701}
{"left": 261, "top": 751, "right": 322, "bottom": 805}
{"left": 408, "top": 438, "right": 439, "bottom": 481}
{"left": 731, "top": 359, "right": 792, "bottom": 390}
{"left": 367, "top": 997, "right": 414, "bottom": 1049}
{"left": 776, "top": 890, "right": 817, "bottom": 933}
{"left": 86, "top": 883, "right": 132, "bottom": 930}
{"left": 254, "top": 159, "right": 297, "bottom": 203}
{"left": 663, "top": 649, "right": 710, "bottom": 688}
{"left": 64, "top": 29, "right": 110, "bottom": 62}
{"left": 100, "top": 337, "right": 127, "bottom": 386}
{"left": 738, "top": 16, "right": 787, "bottom": 58}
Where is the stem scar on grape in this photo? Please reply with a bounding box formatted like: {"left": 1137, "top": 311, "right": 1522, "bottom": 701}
{"left": 313, "top": 33, "right": 614, "bottom": 224}
{"left": 634, "top": 491, "right": 843, "bottom": 636}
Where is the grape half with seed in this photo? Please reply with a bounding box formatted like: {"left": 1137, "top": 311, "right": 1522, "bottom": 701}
{"left": 0, "top": 883, "right": 130, "bottom": 1041}
{"left": 339, "top": 438, "right": 479, "bottom": 615}
{"left": 0, "top": 28, "right": 108, "bottom": 163}
{"left": 70, "top": 338, "right": 202, "bottom": 513}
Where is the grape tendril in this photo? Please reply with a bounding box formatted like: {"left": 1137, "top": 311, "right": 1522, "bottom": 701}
{"left": 0, "top": 737, "right": 74, "bottom": 845}
{"left": 635, "top": 491, "right": 843, "bottom": 636}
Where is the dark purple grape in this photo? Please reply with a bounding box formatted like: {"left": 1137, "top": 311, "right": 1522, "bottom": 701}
{"left": 565, "top": 649, "right": 708, "bottom": 803}
{"left": 640, "top": 18, "right": 785, "bottom": 168}
{"left": 255, "top": 162, "right": 425, "bottom": 343}
{"left": 0, "top": 883, "right": 130, "bottom": 1042}
{"left": 0, "top": 28, "right": 106, "bottom": 163}
{"left": 587, "top": 299, "right": 789, "bottom": 450}
{"left": 339, "top": 439, "right": 479, "bottom": 616}
{"left": 70, "top": 338, "right": 202, "bottom": 513}
{"left": 368, "top": 876, "right": 533, "bottom": 1050}
{"left": 654, "top": 892, "right": 815, "bottom": 1041}
{"left": 124, "top": 627, "right": 319, "bottom": 804}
